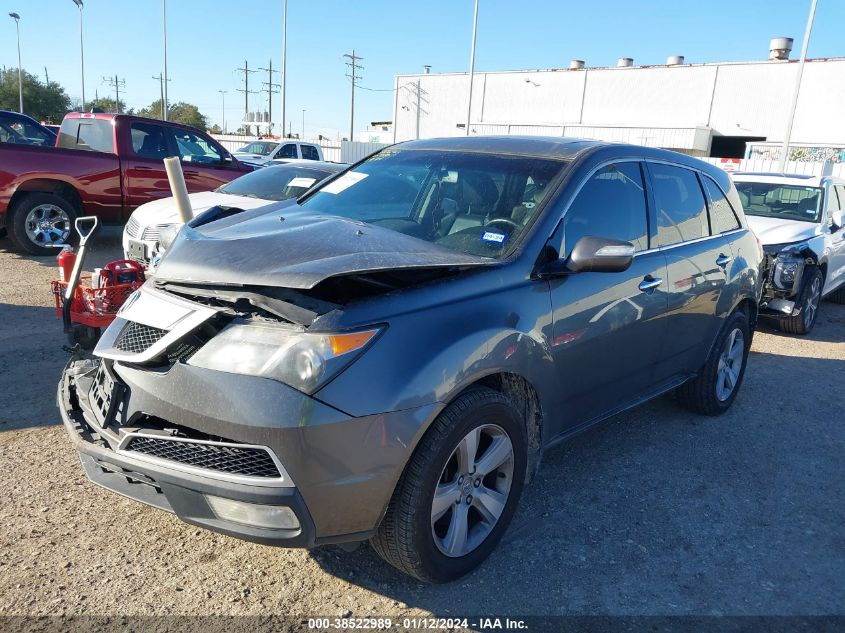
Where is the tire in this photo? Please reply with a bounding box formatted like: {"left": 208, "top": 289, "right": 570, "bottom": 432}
{"left": 779, "top": 267, "right": 823, "bottom": 335}
{"left": 370, "top": 387, "right": 527, "bottom": 583}
{"left": 8, "top": 193, "right": 77, "bottom": 256}
{"left": 677, "top": 309, "right": 751, "bottom": 416}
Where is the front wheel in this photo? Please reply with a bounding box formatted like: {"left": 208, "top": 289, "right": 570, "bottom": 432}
{"left": 8, "top": 193, "right": 77, "bottom": 256}
{"left": 677, "top": 309, "right": 751, "bottom": 416}
{"left": 779, "top": 267, "right": 823, "bottom": 335}
{"left": 371, "top": 388, "right": 527, "bottom": 583}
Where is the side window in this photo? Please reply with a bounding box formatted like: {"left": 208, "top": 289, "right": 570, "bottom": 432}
{"left": 278, "top": 144, "right": 298, "bottom": 159}
{"left": 172, "top": 130, "right": 222, "bottom": 165}
{"left": 650, "top": 163, "right": 709, "bottom": 246}
{"left": 130, "top": 122, "right": 171, "bottom": 159}
{"left": 702, "top": 177, "right": 740, "bottom": 234}
{"left": 10, "top": 120, "right": 52, "bottom": 146}
{"left": 561, "top": 162, "right": 649, "bottom": 257}
{"left": 836, "top": 186, "right": 845, "bottom": 213}
{"left": 300, "top": 144, "right": 320, "bottom": 161}
{"left": 827, "top": 185, "right": 841, "bottom": 212}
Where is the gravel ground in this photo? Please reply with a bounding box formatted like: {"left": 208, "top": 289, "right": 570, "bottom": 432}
{"left": 0, "top": 230, "right": 843, "bottom": 622}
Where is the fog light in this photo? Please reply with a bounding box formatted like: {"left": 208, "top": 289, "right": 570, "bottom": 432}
{"left": 205, "top": 495, "right": 300, "bottom": 530}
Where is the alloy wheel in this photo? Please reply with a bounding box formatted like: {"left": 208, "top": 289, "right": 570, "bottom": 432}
{"left": 715, "top": 328, "right": 744, "bottom": 402}
{"left": 803, "top": 276, "right": 821, "bottom": 330}
{"left": 431, "top": 424, "right": 514, "bottom": 558}
{"left": 24, "top": 204, "right": 71, "bottom": 247}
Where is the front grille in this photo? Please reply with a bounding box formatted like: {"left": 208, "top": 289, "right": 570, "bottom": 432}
{"left": 142, "top": 224, "right": 170, "bottom": 242}
{"left": 124, "top": 436, "right": 282, "bottom": 478}
{"left": 125, "top": 216, "right": 143, "bottom": 238}
{"left": 114, "top": 321, "right": 167, "bottom": 354}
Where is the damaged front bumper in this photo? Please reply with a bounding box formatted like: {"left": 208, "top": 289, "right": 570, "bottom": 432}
{"left": 57, "top": 355, "right": 436, "bottom": 547}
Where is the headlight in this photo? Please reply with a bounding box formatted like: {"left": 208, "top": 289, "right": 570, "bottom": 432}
{"left": 187, "top": 321, "right": 381, "bottom": 394}
{"left": 772, "top": 254, "right": 804, "bottom": 292}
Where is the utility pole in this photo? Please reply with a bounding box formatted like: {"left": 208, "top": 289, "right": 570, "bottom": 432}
{"left": 235, "top": 60, "right": 259, "bottom": 133}
{"left": 258, "top": 59, "right": 280, "bottom": 132}
{"left": 779, "top": 0, "right": 818, "bottom": 172}
{"left": 72, "top": 0, "right": 84, "bottom": 109}
{"left": 162, "top": 0, "right": 169, "bottom": 120}
{"left": 152, "top": 74, "right": 168, "bottom": 119}
{"left": 281, "top": 0, "right": 287, "bottom": 138}
{"left": 218, "top": 90, "right": 227, "bottom": 133}
{"left": 102, "top": 75, "right": 126, "bottom": 113}
{"left": 343, "top": 50, "right": 363, "bottom": 141}
{"left": 44, "top": 66, "right": 49, "bottom": 85}
{"left": 465, "top": 0, "right": 479, "bottom": 136}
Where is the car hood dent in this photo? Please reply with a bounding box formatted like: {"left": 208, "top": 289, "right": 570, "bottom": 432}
{"left": 154, "top": 208, "right": 494, "bottom": 289}
{"left": 746, "top": 215, "right": 822, "bottom": 246}
{"left": 130, "top": 190, "right": 277, "bottom": 227}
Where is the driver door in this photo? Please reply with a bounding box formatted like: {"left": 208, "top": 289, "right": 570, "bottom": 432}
{"left": 547, "top": 161, "right": 669, "bottom": 435}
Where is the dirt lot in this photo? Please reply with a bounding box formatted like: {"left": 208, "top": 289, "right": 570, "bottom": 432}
{"left": 1, "top": 230, "right": 843, "bottom": 621}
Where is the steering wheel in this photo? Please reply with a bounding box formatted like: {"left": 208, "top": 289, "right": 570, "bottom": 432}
{"left": 485, "top": 217, "right": 520, "bottom": 231}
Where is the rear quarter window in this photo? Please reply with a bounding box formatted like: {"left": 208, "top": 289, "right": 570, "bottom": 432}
{"left": 57, "top": 119, "right": 114, "bottom": 153}
{"left": 300, "top": 144, "right": 321, "bottom": 161}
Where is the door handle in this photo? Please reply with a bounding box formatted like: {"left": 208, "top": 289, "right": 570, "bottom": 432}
{"left": 183, "top": 170, "right": 200, "bottom": 176}
{"left": 716, "top": 254, "right": 732, "bottom": 267}
{"left": 638, "top": 276, "right": 663, "bottom": 292}
{"left": 134, "top": 165, "right": 153, "bottom": 171}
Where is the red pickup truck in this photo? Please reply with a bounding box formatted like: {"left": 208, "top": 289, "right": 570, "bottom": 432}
{"left": 0, "top": 112, "right": 253, "bottom": 254}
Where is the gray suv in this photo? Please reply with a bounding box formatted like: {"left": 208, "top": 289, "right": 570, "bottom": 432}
{"left": 58, "top": 137, "right": 762, "bottom": 583}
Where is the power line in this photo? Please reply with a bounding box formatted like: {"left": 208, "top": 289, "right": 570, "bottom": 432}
{"left": 235, "top": 60, "right": 260, "bottom": 122}
{"left": 343, "top": 49, "right": 363, "bottom": 141}
{"left": 258, "top": 59, "right": 281, "bottom": 131}
{"left": 102, "top": 74, "right": 126, "bottom": 112}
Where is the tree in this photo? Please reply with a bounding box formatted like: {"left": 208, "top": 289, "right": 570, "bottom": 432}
{"left": 208, "top": 124, "right": 222, "bottom": 134}
{"left": 0, "top": 68, "right": 71, "bottom": 122}
{"left": 136, "top": 99, "right": 208, "bottom": 130}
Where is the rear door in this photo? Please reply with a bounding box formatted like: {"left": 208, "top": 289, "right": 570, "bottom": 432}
{"left": 167, "top": 127, "right": 240, "bottom": 191}
{"left": 548, "top": 161, "right": 669, "bottom": 431}
{"left": 646, "top": 162, "right": 736, "bottom": 380}
{"left": 122, "top": 120, "right": 174, "bottom": 213}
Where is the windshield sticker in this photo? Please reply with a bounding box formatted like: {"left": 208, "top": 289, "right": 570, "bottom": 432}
{"left": 482, "top": 231, "right": 506, "bottom": 244}
{"left": 288, "top": 177, "right": 317, "bottom": 188}
{"left": 320, "top": 171, "right": 368, "bottom": 194}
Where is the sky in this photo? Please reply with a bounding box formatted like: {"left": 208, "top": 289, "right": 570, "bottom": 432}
{"left": 2, "top": 0, "right": 844, "bottom": 139}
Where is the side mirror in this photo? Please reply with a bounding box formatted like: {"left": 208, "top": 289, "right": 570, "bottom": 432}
{"left": 567, "top": 236, "right": 635, "bottom": 273}
{"left": 830, "top": 210, "right": 844, "bottom": 231}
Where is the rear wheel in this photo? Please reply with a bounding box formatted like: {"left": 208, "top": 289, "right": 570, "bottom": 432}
{"left": 371, "top": 388, "right": 527, "bottom": 583}
{"left": 779, "top": 267, "right": 823, "bottom": 335}
{"left": 8, "top": 193, "right": 77, "bottom": 256}
{"left": 677, "top": 309, "right": 751, "bottom": 416}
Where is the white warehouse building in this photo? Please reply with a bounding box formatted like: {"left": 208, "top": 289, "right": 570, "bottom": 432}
{"left": 390, "top": 39, "right": 845, "bottom": 161}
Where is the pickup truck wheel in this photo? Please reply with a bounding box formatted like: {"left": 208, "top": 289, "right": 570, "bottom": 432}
{"left": 370, "top": 387, "right": 527, "bottom": 583}
{"left": 779, "top": 267, "right": 823, "bottom": 335}
{"left": 8, "top": 193, "right": 77, "bottom": 256}
{"left": 677, "top": 309, "right": 750, "bottom": 416}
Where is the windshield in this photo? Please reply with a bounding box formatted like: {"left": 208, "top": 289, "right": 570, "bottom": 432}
{"left": 237, "top": 141, "right": 276, "bottom": 156}
{"left": 299, "top": 149, "right": 567, "bottom": 258}
{"left": 735, "top": 182, "right": 823, "bottom": 223}
{"left": 217, "top": 165, "right": 337, "bottom": 201}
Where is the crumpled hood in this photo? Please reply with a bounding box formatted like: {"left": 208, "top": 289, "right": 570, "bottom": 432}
{"left": 154, "top": 205, "right": 494, "bottom": 289}
{"left": 131, "top": 190, "right": 278, "bottom": 227}
{"left": 747, "top": 215, "right": 821, "bottom": 246}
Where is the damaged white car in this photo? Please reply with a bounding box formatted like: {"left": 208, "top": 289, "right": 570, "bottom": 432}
{"left": 733, "top": 172, "right": 845, "bottom": 334}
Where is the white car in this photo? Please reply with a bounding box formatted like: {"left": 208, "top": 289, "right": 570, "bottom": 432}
{"left": 233, "top": 140, "right": 324, "bottom": 165}
{"left": 733, "top": 172, "right": 845, "bottom": 334}
{"left": 123, "top": 161, "right": 346, "bottom": 265}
